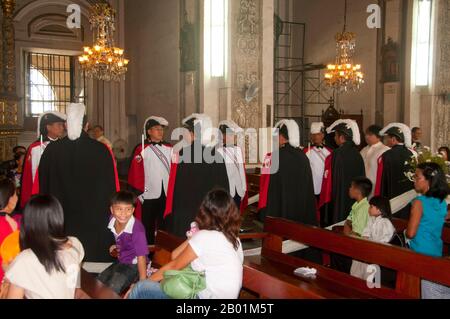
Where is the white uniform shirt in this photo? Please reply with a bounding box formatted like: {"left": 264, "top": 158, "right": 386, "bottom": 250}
{"left": 360, "top": 142, "right": 390, "bottom": 197}
{"left": 306, "top": 146, "right": 331, "bottom": 195}
{"left": 142, "top": 144, "right": 172, "bottom": 200}
{"left": 217, "top": 146, "right": 247, "bottom": 198}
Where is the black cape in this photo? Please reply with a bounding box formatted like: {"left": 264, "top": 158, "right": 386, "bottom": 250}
{"left": 377, "top": 145, "right": 414, "bottom": 218}
{"left": 260, "top": 144, "right": 317, "bottom": 226}
{"left": 38, "top": 132, "right": 117, "bottom": 262}
{"left": 329, "top": 141, "right": 366, "bottom": 225}
{"left": 164, "top": 144, "right": 229, "bottom": 238}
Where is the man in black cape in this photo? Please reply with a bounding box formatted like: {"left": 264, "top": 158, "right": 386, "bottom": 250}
{"left": 164, "top": 114, "right": 229, "bottom": 238}
{"left": 319, "top": 119, "right": 366, "bottom": 226}
{"left": 258, "top": 120, "right": 317, "bottom": 226}
{"left": 374, "top": 123, "right": 415, "bottom": 219}
{"left": 39, "top": 103, "right": 119, "bottom": 262}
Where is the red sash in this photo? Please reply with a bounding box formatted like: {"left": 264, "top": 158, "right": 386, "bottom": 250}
{"left": 258, "top": 153, "right": 272, "bottom": 211}
{"left": 374, "top": 156, "right": 384, "bottom": 197}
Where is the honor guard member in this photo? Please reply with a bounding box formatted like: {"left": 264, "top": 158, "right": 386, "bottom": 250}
{"left": 374, "top": 123, "right": 415, "bottom": 219}
{"left": 20, "top": 111, "right": 66, "bottom": 208}
{"left": 304, "top": 122, "right": 332, "bottom": 199}
{"left": 164, "top": 114, "right": 229, "bottom": 238}
{"left": 217, "top": 120, "right": 248, "bottom": 213}
{"left": 320, "top": 119, "right": 366, "bottom": 226}
{"left": 259, "top": 120, "right": 317, "bottom": 225}
{"left": 128, "top": 116, "right": 172, "bottom": 244}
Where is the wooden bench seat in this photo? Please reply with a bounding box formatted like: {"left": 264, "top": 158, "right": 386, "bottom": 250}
{"left": 244, "top": 255, "right": 340, "bottom": 299}
{"left": 242, "top": 217, "right": 450, "bottom": 299}
{"left": 248, "top": 251, "right": 412, "bottom": 299}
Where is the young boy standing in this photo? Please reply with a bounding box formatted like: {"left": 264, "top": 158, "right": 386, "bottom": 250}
{"left": 98, "top": 191, "right": 148, "bottom": 295}
{"left": 344, "top": 177, "right": 373, "bottom": 237}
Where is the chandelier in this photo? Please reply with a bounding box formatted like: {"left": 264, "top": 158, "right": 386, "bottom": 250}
{"left": 325, "top": 0, "right": 364, "bottom": 92}
{"left": 78, "top": 4, "right": 129, "bottom": 81}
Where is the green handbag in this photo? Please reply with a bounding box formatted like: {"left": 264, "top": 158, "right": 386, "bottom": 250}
{"left": 161, "top": 265, "right": 206, "bottom": 299}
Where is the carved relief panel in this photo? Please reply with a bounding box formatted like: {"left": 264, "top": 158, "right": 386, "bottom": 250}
{"left": 231, "top": 0, "right": 262, "bottom": 130}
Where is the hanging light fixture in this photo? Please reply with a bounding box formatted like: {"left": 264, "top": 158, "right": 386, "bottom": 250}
{"left": 78, "top": 4, "right": 129, "bottom": 81}
{"left": 325, "top": 0, "right": 364, "bottom": 92}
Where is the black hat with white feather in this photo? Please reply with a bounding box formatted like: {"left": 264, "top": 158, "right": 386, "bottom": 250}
{"left": 326, "top": 119, "right": 361, "bottom": 146}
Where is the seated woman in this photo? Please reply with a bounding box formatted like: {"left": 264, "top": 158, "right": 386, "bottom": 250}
{"left": 0, "top": 178, "right": 20, "bottom": 285}
{"left": 406, "top": 162, "right": 450, "bottom": 299}
{"left": 5, "top": 195, "right": 85, "bottom": 299}
{"left": 128, "top": 189, "right": 244, "bottom": 299}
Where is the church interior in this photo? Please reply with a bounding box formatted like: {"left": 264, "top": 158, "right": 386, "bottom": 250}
{"left": 0, "top": 0, "right": 449, "bottom": 301}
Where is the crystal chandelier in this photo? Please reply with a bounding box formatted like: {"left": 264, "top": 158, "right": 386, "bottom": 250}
{"left": 324, "top": 0, "right": 364, "bottom": 92}
{"left": 78, "top": 4, "right": 129, "bottom": 81}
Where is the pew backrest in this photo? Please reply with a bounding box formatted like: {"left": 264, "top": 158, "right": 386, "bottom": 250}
{"left": 262, "top": 217, "right": 450, "bottom": 298}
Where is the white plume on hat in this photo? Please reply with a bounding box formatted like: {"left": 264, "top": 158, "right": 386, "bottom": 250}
{"left": 36, "top": 111, "right": 67, "bottom": 138}
{"left": 327, "top": 119, "right": 361, "bottom": 146}
{"left": 182, "top": 113, "right": 214, "bottom": 146}
{"left": 66, "top": 103, "right": 86, "bottom": 141}
{"left": 310, "top": 122, "right": 325, "bottom": 135}
{"left": 380, "top": 123, "right": 412, "bottom": 148}
{"left": 274, "top": 119, "right": 300, "bottom": 148}
{"left": 143, "top": 116, "right": 169, "bottom": 136}
{"left": 218, "top": 120, "right": 244, "bottom": 134}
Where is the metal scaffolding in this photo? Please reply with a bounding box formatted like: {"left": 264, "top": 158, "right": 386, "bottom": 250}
{"left": 274, "top": 20, "right": 330, "bottom": 146}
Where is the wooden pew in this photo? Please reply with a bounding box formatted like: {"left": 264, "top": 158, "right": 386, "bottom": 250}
{"left": 242, "top": 217, "right": 450, "bottom": 299}
{"left": 334, "top": 218, "right": 450, "bottom": 255}
{"left": 150, "top": 231, "right": 185, "bottom": 268}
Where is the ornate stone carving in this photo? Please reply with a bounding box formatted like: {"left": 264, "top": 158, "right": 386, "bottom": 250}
{"left": 0, "top": 0, "right": 21, "bottom": 161}
{"left": 231, "top": 0, "right": 262, "bottom": 130}
{"left": 1, "top": 0, "right": 16, "bottom": 94}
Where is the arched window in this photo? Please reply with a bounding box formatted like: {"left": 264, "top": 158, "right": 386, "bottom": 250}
{"left": 30, "top": 67, "right": 56, "bottom": 115}
{"left": 25, "top": 52, "right": 86, "bottom": 116}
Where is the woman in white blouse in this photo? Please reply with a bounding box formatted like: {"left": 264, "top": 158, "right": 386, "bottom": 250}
{"left": 5, "top": 195, "right": 84, "bottom": 299}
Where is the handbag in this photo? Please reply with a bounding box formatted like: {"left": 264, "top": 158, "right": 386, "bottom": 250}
{"left": 161, "top": 265, "right": 206, "bottom": 299}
